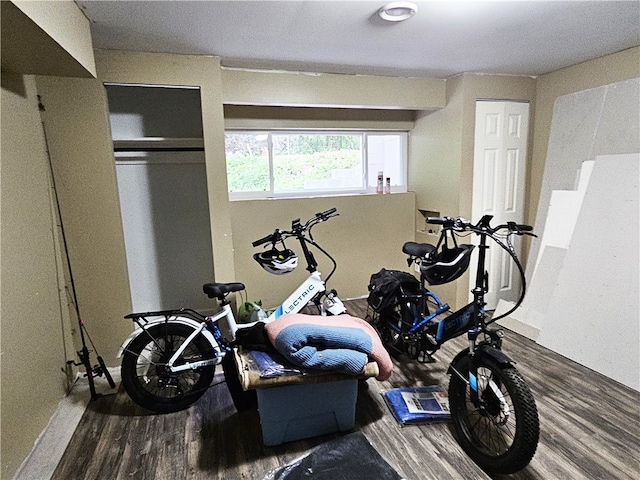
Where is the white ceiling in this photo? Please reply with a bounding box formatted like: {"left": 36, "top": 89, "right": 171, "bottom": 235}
{"left": 77, "top": 0, "right": 640, "bottom": 79}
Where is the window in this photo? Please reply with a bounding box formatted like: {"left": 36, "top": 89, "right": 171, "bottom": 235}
{"left": 224, "top": 130, "right": 407, "bottom": 199}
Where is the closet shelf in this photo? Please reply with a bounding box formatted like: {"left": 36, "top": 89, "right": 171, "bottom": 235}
{"left": 113, "top": 137, "right": 204, "bottom": 151}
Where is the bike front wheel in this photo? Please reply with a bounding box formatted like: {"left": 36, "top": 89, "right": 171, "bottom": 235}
{"left": 448, "top": 355, "right": 539, "bottom": 474}
{"left": 121, "top": 323, "right": 217, "bottom": 413}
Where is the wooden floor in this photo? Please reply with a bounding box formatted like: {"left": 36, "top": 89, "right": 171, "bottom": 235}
{"left": 52, "top": 300, "right": 639, "bottom": 480}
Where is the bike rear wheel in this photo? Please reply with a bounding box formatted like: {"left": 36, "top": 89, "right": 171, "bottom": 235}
{"left": 374, "top": 306, "right": 405, "bottom": 356}
{"left": 448, "top": 355, "right": 539, "bottom": 474}
{"left": 121, "top": 323, "right": 217, "bottom": 413}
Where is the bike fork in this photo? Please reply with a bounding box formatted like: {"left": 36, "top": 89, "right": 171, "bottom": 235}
{"left": 450, "top": 362, "right": 471, "bottom": 386}
{"left": 449, "top": 359, "right": 483, "bottom": 409}
{"left": 451, "top": 351, "right": 510, "bottom": 419}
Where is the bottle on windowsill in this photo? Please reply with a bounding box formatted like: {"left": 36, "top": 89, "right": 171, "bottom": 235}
{"left": 377, "top": 171, "right": 384, "bottom": 194}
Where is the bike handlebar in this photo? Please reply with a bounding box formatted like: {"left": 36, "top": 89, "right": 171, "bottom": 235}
{"left": 252, "top": 208, "right": 339, "bottom": 247}
{"left": 426, "top": 216, "right": 470, "bottom": 232}
{"left": 427, "top": 214, "right": 535, "bottom": 323}
{"left": 426, "top": 216, "right": 454, "bottom": 226}
{"left": 252, "top": 232, "right": 279, "bottom": 247}
{"left": 505, "top": 221, "right": 533, "bottom": 233}
{"left": 427, "top": 216, "right": 534, "bottom": 236}
{"left": 317, "top": 207, "right": 337, "bottom": 220}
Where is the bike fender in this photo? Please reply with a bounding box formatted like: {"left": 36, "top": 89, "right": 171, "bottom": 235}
{"left": 447, "top": 345, "right": 513, "bottom": 374}
{"left": 477, "top": 344, "right": 513, "bottom": 365}
{"left": 325, "top": 296, "right": 346, "bottom": 315}
{"left": 117, "top": 317, "right": 218, "bottom": 358}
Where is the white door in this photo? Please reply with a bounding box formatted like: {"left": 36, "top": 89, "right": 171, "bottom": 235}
{"left": 471, "top": 101, "right": 529, "bottom": 309}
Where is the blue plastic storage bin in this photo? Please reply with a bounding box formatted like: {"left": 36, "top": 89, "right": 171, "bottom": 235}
{"left": 256, "top": 378, "right": 358, "bottom": 446}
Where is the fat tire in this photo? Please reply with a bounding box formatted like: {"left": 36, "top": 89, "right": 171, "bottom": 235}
{"left": 375, "top": 308, "right": 404, "bottom": 357}
{"left": 222, "top": 352, "right": 257, "bottom": 411}
{"left": 121, "top": 323, "right": 216, "bottom": 413}
{"left": 448, "top": 355, "right": 539, "bottom": 474}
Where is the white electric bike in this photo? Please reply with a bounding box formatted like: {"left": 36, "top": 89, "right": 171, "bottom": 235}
{"left": 118, "top": 208, "right": 345, "bottom": 413}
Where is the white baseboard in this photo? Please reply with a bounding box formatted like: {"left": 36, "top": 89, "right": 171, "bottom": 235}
{"left": 13, "top": 368, "right": 120, "bottom": 480}
{"left": 494, "top": 300, "right": 541, "bottom": 341}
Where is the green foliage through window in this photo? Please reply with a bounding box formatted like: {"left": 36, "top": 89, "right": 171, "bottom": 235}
{"left": 225, "top": 130, "right": 406, "bottom": 199}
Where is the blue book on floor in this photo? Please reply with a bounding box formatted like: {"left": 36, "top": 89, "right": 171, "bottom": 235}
{"left": 383, "top": 385, "right": 451, "bottom": 425}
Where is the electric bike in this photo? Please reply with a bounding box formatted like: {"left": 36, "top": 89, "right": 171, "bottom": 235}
{"left": 118, "top": 208, "right": 344, "bottom": 413}
{"left": 367, "top": 215, "right": 540, "bottom": 474}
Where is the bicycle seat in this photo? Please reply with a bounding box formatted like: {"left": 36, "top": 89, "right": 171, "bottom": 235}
{"left": 202, "top": 282, "right": 245, "bottom": 299}
{"left": 402, "top": 241, "right": 436, "bottom": 258}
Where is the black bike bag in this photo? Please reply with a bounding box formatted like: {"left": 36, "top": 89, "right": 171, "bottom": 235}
{"left": 367, "top": 268, "right": 419, "bottom": 313}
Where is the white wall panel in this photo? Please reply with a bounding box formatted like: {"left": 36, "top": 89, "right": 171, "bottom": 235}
{"left": 537, "top": 154, "right": 639, "bottom": 390}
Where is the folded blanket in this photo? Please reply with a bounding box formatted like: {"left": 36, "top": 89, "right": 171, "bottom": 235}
{"left": 264, "top": 313, "right": 393, "bottom": 381}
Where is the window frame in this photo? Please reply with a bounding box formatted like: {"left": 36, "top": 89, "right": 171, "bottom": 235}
{"left": 225, "top": 129, "right": 408, "bottom": 200}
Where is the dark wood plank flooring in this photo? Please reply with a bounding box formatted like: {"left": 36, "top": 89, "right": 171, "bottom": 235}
{"left": 52, "top": 300, "right": 639, "bottom": 479}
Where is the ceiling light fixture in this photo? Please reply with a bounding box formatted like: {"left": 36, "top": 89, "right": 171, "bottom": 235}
{"left": 378, "top": 2, "right": 418, "bottom": 22}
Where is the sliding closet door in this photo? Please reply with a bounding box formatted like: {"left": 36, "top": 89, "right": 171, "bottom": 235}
{"left": 107, "top": 85, "right": 214, "bottom": 312}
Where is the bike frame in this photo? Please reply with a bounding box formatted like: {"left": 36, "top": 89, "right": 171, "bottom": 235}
{"left": 383, "top": 215, "right": 532, "bottom": 362}
{"left": 268, "top": 271, "right": 344, "bottom": 319}
{"left": 372, "top": 215, "right": 539, "bottom": 473}
{"left": 252, "top": 208, "right": 346, "bottom": 320}
{"left": 119, "top": 273, "right": 342, "bottom": 373}
{"left": 447, "top": 216, "right": 514, "bottom": 405}
{"left": 467, "top": 216, "right": 493, "bottom": 348}
{"left": 119, "top": 209, "right": 346, "bottom": 372}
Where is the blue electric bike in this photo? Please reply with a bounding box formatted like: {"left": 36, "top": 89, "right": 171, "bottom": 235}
{"left": 368, "top": 215, "right": 540, "bottom": 474}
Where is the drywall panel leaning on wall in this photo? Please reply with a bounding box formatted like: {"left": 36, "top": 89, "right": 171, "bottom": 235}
{"left": 537, "top": 154, "right": 639, "bottom": 391}
{"left": 528, "top": 78, "right": 640, "bottom": 273}
{"left": 514, "top": 78, "right": 639, "bottom": 390}
{"left": 500, "top": 153, "right": 638, "bottom": 391}
{"left": 495, "top": 159, "right": 591, "bottom": 341}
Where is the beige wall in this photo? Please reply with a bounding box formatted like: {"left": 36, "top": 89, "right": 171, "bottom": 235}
{"left": 1, "top": 73, "right": 73, "bottom": 479}
{"left": 1, "top": 0, "right": 95, "bottom": 78}
{"left": 11, "top": 0, "right": 96, "bottom": 75}
{"left": 225, "top": 104, "right": 416, "bottom": 130}
{"left": 2, "top": 12, "right": 637, "bottom": 476}
{"left": 35, "top": 76, "right": 133, "bottom": 364}
{"left": 1, "top": 3, "right": 99, "bottom": 477}
{"left": 222, "top": 69, "right": 433, "bottom": 307}
{"left": 408, "top": 75, "right": 465, "bottom": 305}
{"left": 230, "top": 193, "right": 416, "bottom": 310}
{"left": 409, "top": 73, "right": 537, "bottom": 307}
{"left": 222, "top": 68, "right": 445, "bottom": 110}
